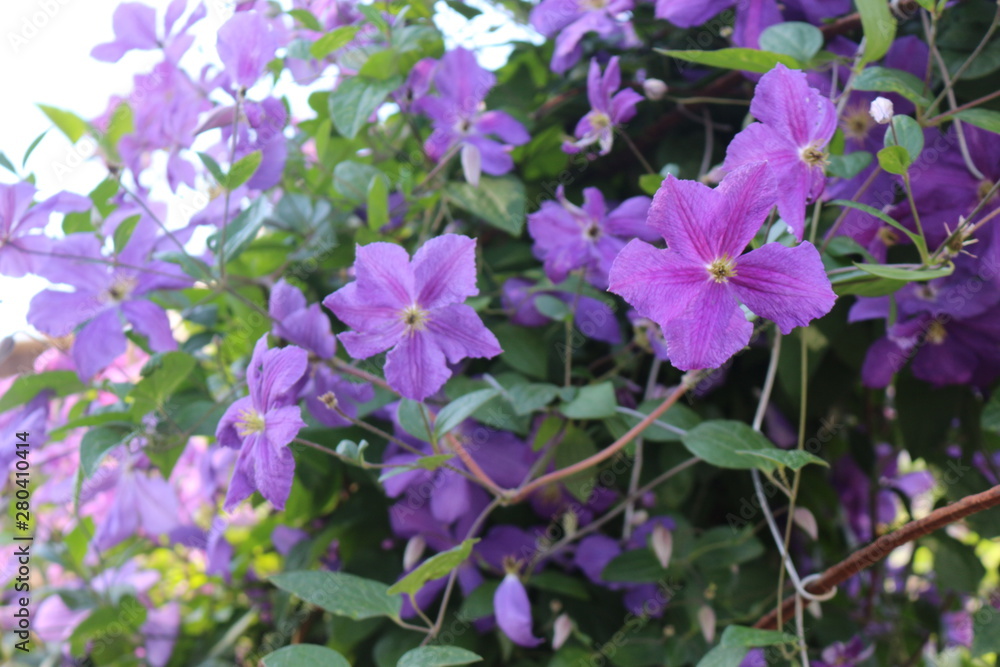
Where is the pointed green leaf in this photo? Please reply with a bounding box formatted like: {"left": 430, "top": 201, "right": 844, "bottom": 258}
{"left": 270, "top": 571, "right": 402, "bottom": 620}
{"left": 38, "top": 104, "right": 88, "bottom": 143}
{"left": 856, "top": 0, "right": 897, "bottom": 65}
{"left": 387, "top": 539, "right": 479, "bottom": 597}
{"left": 434, "top": 388, "right": 499, "bottom": 438}
{"left": 658, "top": 48, "right": 802, "bottom": 73}
{"left": 397, "top": 646, "right": 483, "bottom": 667}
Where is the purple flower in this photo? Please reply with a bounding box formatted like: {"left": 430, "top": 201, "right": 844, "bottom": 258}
{"left": 814, "top": 637, "right": 874, "bottom": 667}
{"left": 943, "top": 610, "right": 973, "bottom": 648}
{"left": 494, "top": 573, "right": 544, "bottom": 647}
{"left": 323, "top": 235, "right": 502, "bottom": 401}
{"left": 27, "top": 232, "right": 188, "bottom": 380}
{"left": 217, "top": 10, "right": 281, "bottom": 89}
{"left": 216, "top": 335, "right": 308, "bottom": 511}
{"left": 93, "top": 452, "right": 180, "bottom": 550}
{"left": 502, "top": 277, "right": 622, "bottom": 344}
{"left": 564, "top": 57, "right": 643, "bottom": 155}
{"left": 723, "top": 64, "right": 837, "bottom": 240}
{"left": 528, "top": 186, "right": 654, "bottom": 289}
{"left": 0, "top": 182, "right": 90, "bottom": 278}
{"left": 302, "top": 365, "right": 375, "bottom": 428}
{"left": 529, "top": 0, "right": 639, "bottom": 74}
{"left": 269, "top": 279, "right": 336, "bottom": 359}
{"left": 91, "top": 0, "right": 205, "bottom": 63}
{"left": 417, "top": 48, "right": 529, "bottom": 186}
{"left": 609, "top": 162, "right": 836, "bottom": 370}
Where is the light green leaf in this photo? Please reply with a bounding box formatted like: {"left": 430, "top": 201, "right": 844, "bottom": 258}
{"left": 759, "top": 22, "right": 823, "bottom": 63}
{"left": 853, "top": 66, "right": 932, "bottom": 106}
{"left": 334, "top": 161, "right": 384, "bottom": 203}
{"left": 884, "top": 115, "right": 924, "bottom": 163}
{"left": 329, "top": 74, "right": 402, "bottom": 139}
{"left": 398, "top": 399, "right": 432, "bottom": 442}
{"left": 561, "top": 382, "right": 617, "bottom": 420}
{"left": 533, "top": 294, "right": 572, "bottom": 322}
{"left": 387, "top": 539, "right": 479, "bottom": 597}
{"left": 198, "top": 152, "right": 226, "bottom": 183}
{"left": 367, "top": 174, "right": 390, "bottom": 229}
{"left": 22, "top": 130, "right": 49, "bottom": 167}
{"left": 214, "top": 197, "right": 270, "bottom": 263}
{"left": 639, "top": 173, "right": 664, "bottom": 195}
{"left": 397, "top": 646, "right": 483, "bottom": 667}
{"left": 434, "top": 389, "right": 499, "bottom": 438}
{"left": 0, "top": 371, "right": 84, "bottom": 413}
{"left": 734, "top": 448, "right": 828, "bottom": 471}
{"left": 80, "top": 424, "right": 132, "bottom": 477}
{"left": 38, "top": 104, "right": 88, "bottom": 143}
{"left": 856, "top": 0, "right": 897, "bottom": 65}
{"left": 264, "top": 645, "right": 350, "bottom": 667}
{"left": 827, "top": 151, "right": 873, "bottom": 179}
{"left": 129, "top": 351, "right": 197, "bottom": 419}
{"left": 287, "top": 8, "right": 323, "bottom": 31}
{"left": 444, "top": 176, "right": 527, "bottom": 235}
{"left": 658, "top": 48, "right": 802, "bottom": 73}
{"left": 113, "top": 214, "right": 141, "bottom": 254}
{"left": 225, "top": 150, "right": 262, "bottom": 190}
{"left": 719, "top": 625, "right": 799, "bottom": 647}
{"left": 697, "top": 645, "right": 748, "bottom": 667}
{"left": 270, "top": 571, "right": 402, "bottom": 620}
{"left": 877, "top": 144, "right": 910, "bottom": 175}
{"left": 311, "top": 25, "right": 360, "bottom": 58}
{"left": 680, "top": 420, "right": 784, "bottom": 472}
{"left": 853, "top": 261, "right": 954, "bottom": 282}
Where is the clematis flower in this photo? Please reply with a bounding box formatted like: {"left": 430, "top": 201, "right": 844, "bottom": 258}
{"left": 216, "top": 335, "right": 308, "bottom": 511}
{"left": 27, "top": 232, "right": 188, "bottom": 380}
{"left": 564, "top": 57, "right": 643, "bottom": 155}
{"left": 91, "top": 0, "right": 205, "bottom": 63}
{"left": 269, "top": 279, "right": 336, "bottom": 359}
{"left": 528, "top": 186, "right": 655, "bottom": 289}
{"left": 723, "top": 64, "right": 837, "bottom": 239}
{"left": 0, "top": 182, "right": 91, "bottom": 278}
{"left": 814, "top": 637, "right": 874, "bottom": 667}
{"left": 529, "top": 0, "right": 639, "bottom": 74}
{"left": 608, "top": 162, "right": 836, "bottom": 371}
{"left": 502, "top": 277, "right": 621, "bottom": 344}
{"left": 92, "top": 451, "right": 181, "bottom": 550}
{"left": 495, "top": 573, "right": 544, "bottom": 647}
{"left": 323, "top": 235, "right": 502, "bottom": 401}
{"left": 216, "top": 10, "right": 281, "bottom": 89}
{"left": 416, "top": 48, "right": 529, "bottom": 186}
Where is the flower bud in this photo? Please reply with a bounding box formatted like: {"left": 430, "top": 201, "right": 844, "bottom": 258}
{"left": 643, "top": 78, "right": 668, "bottom": 101}
{"left": 553, "top": 613, "right": 572, "bottom": 649}
{"left": 651, "top": 524, "right": 673, "bottom": 569}
{"left": 403, "top": 535, "right": 426, "bottom": 571}
{"left": 869, "top": 96, "right": 894, "bottom": 124}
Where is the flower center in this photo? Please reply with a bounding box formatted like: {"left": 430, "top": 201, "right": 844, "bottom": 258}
{"left": 583, "top": 223, "right": 602, "bottom": 241}
{"left": 877, "top": 227, "right": 900, "bottom": 247}
{"left": 400, "top": 304, "right": 430, "bottom": 333}
{"left": 581, "top": 0, "right": 608, "bottom": 9}
{"left": 978, "top": 179, "right": 997, "bottom": 202}
{"left": 706, "top": 257, "right": 737, "bottom": 283}
{"left": 235, "top": 408, "right": 266, "bottom": 436}
{"left": 102, "top": 274, "right": 138, "bottom": 304}
{"left": 800, "top": 142, "right": 829, "bottom": 167}
{"left": 843, "top": 108, "right": 873, "bottom": 140}
{"left": 588, "top": 111, "right": 611, "bottom": 131}
{"left": 925, "top": 320, "right": 947, "bottom": 345}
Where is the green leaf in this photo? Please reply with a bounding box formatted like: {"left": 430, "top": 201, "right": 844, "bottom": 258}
{"left": 22, "top": 130, "right": 48, "bottom": 167}
{"left": 955, "top": 108, "right": 1000, "bottom": 134}
{"left": 80, "top": 424, "right": 132, "bottom": 477}
{"left": 328, "top": 74, "right": 402, "bottom": 139}
{"left": 853, "top": 261, "right": 954, "bottom": 282}
{"left": 534, "top": 294, "right": 572, "bottom": 321}
{"left": 398, "top": 399, "right": 432, "bottom": 442}
{"left": 877, "top": 145, "right": 910, "bottom": 175}
{"left": 198, "top": 152, "right": 226, "bottom": 183}
{"left": 334, "top": 161, "right": 384, "bottom": 202}
{"left": 853, "top": 66, "right": 932, "bottom": 106}
{"left": 444, "top": 0, "right": 482, "bottom": 19}
{"left": 105, "top": 102, "right": 134, "bottom": 149}
{"left": 759, "top": 22, "right": 823, "bottom": 63}
{"left": 113, "top": 214, "right": 141, "bottom": 254}
{"left": 827, "top": 199, "right": 922, "bottom": 246}
{"left": 601, "top": 548, "right": 670, "bottom": 583}
{"left": 387, "top": 539, "right": 479, "bottom": 597}
{"left": 884, "top": 115, "right": 924, "bottom": 162}
{"left": 69, "top": 595, "right": 147, "bottom": 656}
{"left": 972, "top": 609, "right": 1000, "bottom": 657}
{"left": 225, "top": 150, "right": 262, "bottom": 190}
{"left": 311, "top": 25, "right": 360, "bottom": 58}
{"left": 38, "top": 104, "right": 88, "bottom": 142}
{"left": 561, "top": 382, "right": 617, "bottom": 420}
{"left": 129, "top": 351, "right": 197, "bottom": 419}
{"left": 367, "top": 174, "right": 390, "bottom": 229}
{"left": 609, "top": 400, "right": 701, "bottom": 443}
{"left": 287, "top": 8, "right": 323, "bottom": 31}
{"left": 507, "top": 383, "right": 560, "bottom": 416}
{"left": 658, "top": 48, "right": 802, "bottom": 73}
{"left": 0, "top": 371, "right": 84, "bottom": 413}
{"left": 827, "top": 151, "right": 873, "bottom": 179}
{"left": 270, "top": 571, "right": 402, "bottom": 620}
{"left": 397, "top": 646, "right": 483, "bottom": 667}
{"left": 263, "top": 645, "right": 351, "bottom": 667}
{"left": 982, "top": 390, "right": 1000, "bottom": 435}
{"left": 359, "top": 50, "right": 400, "bottom": 80}
{"left": 829, "top": 269, "right": 909, "bottom": 297}
{"left": 855, "top": 0, "right": 897, "bottom": 64}
{"left": 434, "top": 389, "right": 499, "bottom": 438}
{"left": 719, "top": 625, "right": 799, "bottom": 647}
{"left": 697, "top": 645, "right": 749, "bottom": 667}
{"left": 0, "top": 152, "right": 16, "bottom": 175}
{"left": 215, "top": 197, "right": 270, "bottom": 263}
{"left": 444, "top": 176, "right": 527, "bottom": 235}
{"left": 734, "top": 448, "right": 828, "bottom": 471}
{"left": 680, "top": 420, "right": 785, "bottom": 472}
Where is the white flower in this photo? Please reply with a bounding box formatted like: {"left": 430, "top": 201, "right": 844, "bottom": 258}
{"left": 869, "top": 96, "right": 895, "bottom": 125}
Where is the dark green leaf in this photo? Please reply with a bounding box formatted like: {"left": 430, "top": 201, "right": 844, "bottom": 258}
{"left": 759, "top": 22, "right": 823, "bottom": 63}
{"left": 215, "top": 197, "right": 270, "bottom": 263}
{"left": 197, "top": 152, "right": 226, "bottom": 184}
{"left": 955, "top": 108, "right": 1000, "bottom": 134}
{"left": 129, "top": 351, "right": 197, "bottom": 419}
{"left": 80, "top": 424, "right": 132, "bottom": 477}
{"left": 397, "top": 646, "right": 483, "bottom": 667}
{"left": 0, "top": 371, "right": 85, "bottom": 413}
{"left": 263, "top": 645, "right": 350, "bottom": 667}
{"left": 884, "top": 115, "right": 924, "bottom": 163}
{"left": 561, "top": 382, "right": 617, "bottom": 420}
{"left": 853, "top": 67, "right": 932, "bottom": 106}
{"left": 827, "top": 151, "right": 873, "bottom": 179}
{"left": 680, "top": 420, "right": 783, "bottom": 472}
{"left": 311, "top": 25, "right": 360, "bottom": 58}
{"left": 328, "top": 75, "right": 402, "bottom": 139}
{"left": 398, "top": 399, "right": 432, "bottom": 442}
{"left": 434, "top": 389, "right": 499, "bottom": 438}
{"left": 270, "top": 571, "right": 402, "bottom": 620}
{"left": 387, "top": 539, "right": 479, "bottom": 597}
{"left": 658, "top": 48, "right": 802, "bottom": 73}
{"left": 444, "top": 177, "right": 526, "bottom": 235}
{"left": 22, "top": 130, "right": 48, "bottom": 167}
{"left": 853, "top": 261, "right": 954, "bottom": 282}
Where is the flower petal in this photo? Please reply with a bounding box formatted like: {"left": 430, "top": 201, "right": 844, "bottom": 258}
{"left": 73, "top": 307, "right": 127, "bottom": 380}
{"left": 121, "top": 299, "right": 177, "bottom": 352}
{"left": 384, "top": 331, "right": 451, "bottom": 401}
{"left": 413, "top": 234, "right": 479, "bottom": 309}
{"left": 263, "top": 405, "right": 306, "bottom": 449}
{"left": 495, "top": 573, "right": 544, "bottom": 647}
{"left": 324, "top": 282, "right": 402, "bottom": 335}
{"left": 712, "top": 162, "right": 777, "bottom": 256}
{"left": 353, "top": 242, "right": 416, "bottom": 307}
{"left": 748, "top": 64, "right": 837, "bottom": 147}
{"left": 608, "top": 240, "right": 707, "bottom": 327}
{"left": 662, "top": 281, "right": 750, "bottom": 371}
{"left": 425, "top": 304, "right": 503, "bottom": 363}
{"left": 730, "top": 242, "right": 836, "bottom": 334}
{"left": 648, "top": 174, "right": 718, "bottom": 262}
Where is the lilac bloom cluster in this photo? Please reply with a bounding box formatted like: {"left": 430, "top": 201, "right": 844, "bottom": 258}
{"left": 415, "top": 48, "right": 529, "bottom": 186}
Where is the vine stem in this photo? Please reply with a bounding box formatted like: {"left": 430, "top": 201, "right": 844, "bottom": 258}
{"left": 754, "top": 483, "right": 1000, "bottom": 630}
{"left": 507, "top": 377, "right": 695, "bottom": 504}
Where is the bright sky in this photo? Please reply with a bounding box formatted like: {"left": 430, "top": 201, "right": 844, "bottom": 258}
{"left": 0, "top": 0, "right": 537, "bottom": 340}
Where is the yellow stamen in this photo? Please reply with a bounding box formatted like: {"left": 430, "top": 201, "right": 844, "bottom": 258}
{"left": 235, "top": 408, "right": 266, "bottom": 436}
{"left": 707, "top": 256, "right": 737, "bottom": 283}
{"left": 400, "top": 304, "right": 430, "bottom": 333}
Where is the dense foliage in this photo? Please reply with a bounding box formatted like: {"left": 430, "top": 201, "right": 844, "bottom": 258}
{"left": 3, "top": 0, "right": 1000, "bottom": 665}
